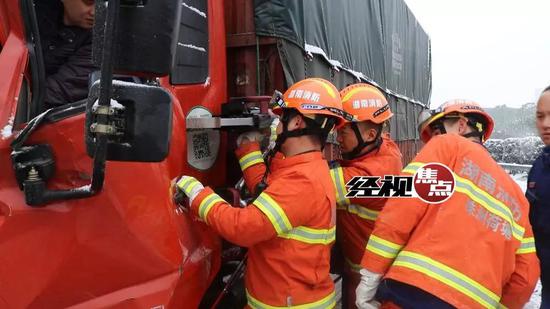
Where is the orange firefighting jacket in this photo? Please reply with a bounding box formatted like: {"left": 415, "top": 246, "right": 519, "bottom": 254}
{"left": 191, "top": 142, "right": 337, "bottom": 308}
{"left": 330, "top": 136, "right": 403, "bottom": 272}
{"left": 360, "top": 134, "right": 539, "bottom": 309}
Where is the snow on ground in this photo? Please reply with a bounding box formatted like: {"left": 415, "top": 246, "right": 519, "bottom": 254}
{"left": 509, "top": 170, "right": 542, "bottom": 309}
{"left": 511, "top": 172, "right": 528, "bottom": 192}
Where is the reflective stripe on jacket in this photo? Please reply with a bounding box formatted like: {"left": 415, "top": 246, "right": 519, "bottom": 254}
{"left": 246, "top": 290, "right": 336, "bottom": 309}
{"left": 192, "top": 143, "right": 336, "bottom": 307}
{"left": 330, "top": 136, "right": 403, "bottom": 269}
{"left": 361, "top": 134, "right": 539, "bottom": 309}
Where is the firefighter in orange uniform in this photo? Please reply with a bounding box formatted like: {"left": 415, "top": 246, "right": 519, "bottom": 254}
{"left": 175, "top": 78, "right": 346, "bottom": 308}
{"left": 329, "top": 84, "right": 403, "bottom": 308}
{"left": 356, "top": 100, "right": 540, "bottom": 309}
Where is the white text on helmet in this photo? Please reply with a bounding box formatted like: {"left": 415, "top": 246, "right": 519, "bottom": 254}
{"left": 352, "top": 99, "right": 384, "bottom": 109}
{"left": 288, "top": 89, "right": 321, "bottom": 103}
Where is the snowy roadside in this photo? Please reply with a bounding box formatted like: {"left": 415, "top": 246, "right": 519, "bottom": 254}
{"left": 508, "top": 170, "right": 541, "bottom": 309}
{"left": 511, "top": 172, "right": 528, "bottom": 192}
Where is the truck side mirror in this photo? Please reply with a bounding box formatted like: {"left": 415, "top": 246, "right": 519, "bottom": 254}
{"left": 92, "top": 0, "right": 182, "bottom": 76}
{"left": 85, "top": 80, "right": 172, "bottom": 162}
{"left": 12, "top": 0, "right": 180, "bottom": 206}
{"left": 88, "top": 0, "right": 179, "bottom": 162}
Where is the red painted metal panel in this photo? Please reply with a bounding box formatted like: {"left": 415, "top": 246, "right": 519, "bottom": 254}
{"left": 160, "top": 0, "right": 228, "bottom": 188}
{"left": 0, "top": 0, "right": 10, "bottom": 43}
{"left": 0, "top": 0, "right": 222, "bottom": 307}
{"left": 0, "top": 0, "right": 426, "bottom": 307}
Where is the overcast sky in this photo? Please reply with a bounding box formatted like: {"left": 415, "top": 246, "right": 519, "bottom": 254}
{"left": 404, "top": 0, "right": 550, "bottom": 108}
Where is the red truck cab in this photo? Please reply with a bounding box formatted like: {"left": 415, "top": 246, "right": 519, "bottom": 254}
{"left": 0, "top": 0, "right": 233, "bottom": 307}
{"left": 0, "top": 0, "right": 431, "bottom": 307}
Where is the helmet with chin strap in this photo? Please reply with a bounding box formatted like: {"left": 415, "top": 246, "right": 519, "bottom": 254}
{"left": 418, "top": 100, "right": 494, "bottom": 144}
{"left": 254, "top": 78, "right": 349, "bottom": 196}
{"left": 270, "top": 78, "right": 349, "bottom": 151}
{"left": 339, "top": 83, "right": 393, "bottom": 159}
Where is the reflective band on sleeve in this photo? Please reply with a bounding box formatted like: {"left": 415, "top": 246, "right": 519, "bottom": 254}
{"left": 405, "top": 162, "right": 525, "bottom": 241}
{"left": 177, "top": 177, "right": 201, "bottom": 196}
{"left": 246, "top": 289, "right": 336, "bottom": 309}
{"left": 345, "top": 257, "right": 362, "bottom": 273}
{"left": 336, "top": 204, "right": 347, "bottom": 211}
{"left": 365, "top": 235, "right": 403, "bottom": 259}
{"left": 394, "top": 251, "right": 500, "bottom": 309}
{"left": 253, "top": 192, "right": 293, "bottom": 234}
{"left": 517, "top": 237, "right": 536, "bottom": 254}
{"left": 402, "top": 162, "right": 421, "bottom": 175}
{"left": 198, "top": 193, "right": 225, "bottom": 223}
{"left": 278, "top": 226, "right": 336, "bottom": 245}
{"left": 330, "top": 164, "right": 350, "bottom": 206}
{"left": 347, "top": 204, "right": 379, "bottom": 221}
{"left": 239, "top": 150, "right": 264, "bottom": 170}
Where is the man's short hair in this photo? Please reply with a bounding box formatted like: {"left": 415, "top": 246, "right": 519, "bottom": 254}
{"left": 358, "top": 120, "right": 383, "bottom": 131}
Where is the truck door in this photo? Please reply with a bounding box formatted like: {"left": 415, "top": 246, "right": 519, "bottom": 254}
{"left": 0, "top": 1, "right": 219, "bottom": 308}
{"left": 160, "top": 0, "right": 230, "bottom": 188}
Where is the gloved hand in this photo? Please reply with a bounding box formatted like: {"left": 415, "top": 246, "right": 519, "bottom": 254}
{"left": 268, "top": 117, "right": 280, "bottom": 148}
{"left": 236, "top": 131, "right": 264, "bottom": 147}
{"left": 174, "top": 176, "right": 205, "bottom": 206}
{"left": 356, "top": 268, "right": 383, "bottom": 309}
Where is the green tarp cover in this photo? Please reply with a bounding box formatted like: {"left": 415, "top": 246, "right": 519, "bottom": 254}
{"left": 255, "top": 0, "right": 432, "bottom": 140}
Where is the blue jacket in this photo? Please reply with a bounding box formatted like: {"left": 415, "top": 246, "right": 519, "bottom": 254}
{"left": 527, "top": 146, "right": 550, "bottom": 253}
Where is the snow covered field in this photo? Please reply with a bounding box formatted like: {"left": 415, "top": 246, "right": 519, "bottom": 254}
{"left": 512, "top": 172, "right": 528, "bottom": 192}
{"left": 509, "top": 171, "right": 541, "bottom": 309}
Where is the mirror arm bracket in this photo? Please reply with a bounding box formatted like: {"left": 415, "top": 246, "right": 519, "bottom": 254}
{"left": 92, "top": 105, "right": 116, "bottom": 116}
{"left": 12, "top": 0, "right": 121, "bottom": 207}
{"left": 90, "top": 123, "right": 117, "bottom": 135}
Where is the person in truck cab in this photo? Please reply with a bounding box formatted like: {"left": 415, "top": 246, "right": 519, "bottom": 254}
{"left": 329, "top": 83, "right": 403, "bottom": 308}
{"left": 175, "top": 78, "right": 347, "bottom": 308}
{"left": 355, "top": 100, "right": 539, "bottom": 309}
{"left": 36, "top": 0, "right": 97, "bottom": 109}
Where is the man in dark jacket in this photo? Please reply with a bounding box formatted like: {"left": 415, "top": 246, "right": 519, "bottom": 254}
{"left": 36, "top": 0, "right": 96, "bottom": 109}
{"left": 528, "top": 85, "right": 550, "bottom": 308}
